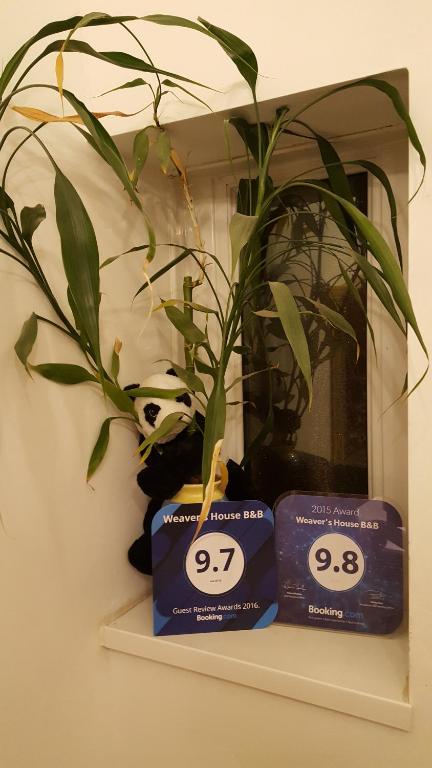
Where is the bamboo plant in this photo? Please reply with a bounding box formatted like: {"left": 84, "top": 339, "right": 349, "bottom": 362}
{"left": 0, "top": 13, "right": 427, "bottom": 520}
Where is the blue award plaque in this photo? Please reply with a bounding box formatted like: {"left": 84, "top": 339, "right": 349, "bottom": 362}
{"left": 151, "top": 500, "right": 278, "bottom": 636}
{"left": 274, "top": 493, "right": 404, "bottom": 634}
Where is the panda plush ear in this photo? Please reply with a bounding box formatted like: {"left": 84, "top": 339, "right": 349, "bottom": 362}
{"left": 166, "top": 368, "right": 178, "bottom": 377}
{"left": 123, "top": 383, "right": 140, "bottom": 402}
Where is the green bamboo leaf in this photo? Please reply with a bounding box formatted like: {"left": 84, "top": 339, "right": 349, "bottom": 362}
{"left": 57, "top": 13, "right": 108, "bottom": 102}
{"left": 4, "top": 36, "right": 214, "bottom": 105}
{"left": 99, "top": 77, "right": 149, "bottom": 97}
{"left": 124, "top": 386, "right": 188, "bottom": 399}
{"left": 138, "top": 412, "right": 188, "bottom": 463}
{"left": 86, "top": 415, "right": 136, "bottom": 480}
{"left": 0, "top": 14, "right": 138, "bottom": 100}
{"left": 132, "top": 128, "right": 149, "bottom": 184}
{"left": 197, "top": 17, "right": 258, "bottom": 93}
{"left": 226, "top": 365, "right": 274, "bottom": 392}
{"left": 345, "top": 159, "right": 403, "bottom": 268}
{"left": 144, "top": 14, "right": 258, "bottom": 93}
{"left": 299, "top": 177, "right": 357, "bottom": 249}
{"left": 154, "top": 298, "right": 217, "bottom": 314}
{"left": 87, "top": 417, "right": 112, "bottom": 480}
{"left": 294, "top": 122, "right": 358, "bottom": 248}
{"left": 229, "top": 117, "right": 268, "bottom": 165}
{"left": 303, "top": 297, "right": 359, "bottom": 359}
{"left": 143, "top": 14, "right": 208, "bottom": 32}
{"left": 110, "top": 339, "right": 121, "bottom": 384}
{"left": 20, "top": 204, "right": 46, "bottom": 243}
{"left": 160, "top": 360, "right": 207, "bottom": 394}
{"left": 337, "top": 260, "right": 376, "bottom": 357}
{"left": 14, "top": 312, "right": 37, "bottom": 374}
{"left": 134, "top": 248, "right": 195, "bottom": 296}
{"left": 348, "top": 78, "right": 426, "bottom": 198}
{"left": 62, "top": 13, "right": 108, "bottom": 46}
{"left": 353, "top": 252, "right": 405, "bottom": 332}
{"left": 303, "top": 182, "right": 428, "bottom": 387}
{"left": 164, "top": 304, "right": 206, "bottom": 344}
{"left": 59, "top": 87, "right": 141, "bottom": 209}
{"left": 202, "top": 373, "right": 226, "bottom": 489}
{"left": 229, "top": 212, "right": 258, "bottom": 275}
{"left": 269, "top": 281, "right": 313, "bottom": 406}
{"left": 54, "top": 168, "right": 103, "bottom": 381}
{"left": 232, "top": 345, "right": 250, "bottom": 355}
{"left": 194, "top": 357, "right": 216, "bottom": 378}
{"left": 156, "top": 130, "right": 171, "bottom": 174}
{"left": 289, "top": 77, "right": 425, "bottom": 199}
{"left": 31, "top": 363, "right": 97, "bottom": 384}
{"left": 103, "top": 381, "right": 136, "bottom": 416}
{"left": 161, "top": 79, "right": 211, "bottom": 110}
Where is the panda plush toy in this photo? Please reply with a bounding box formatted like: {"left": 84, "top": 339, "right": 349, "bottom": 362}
{"left": 135, "top": 370, "right": 196, "bottom": 443}
{"left": 126, "top": 368, "right": 249, "bottom": 575}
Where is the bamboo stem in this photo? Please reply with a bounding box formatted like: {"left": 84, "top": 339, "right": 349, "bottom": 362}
{"left": 183, "top": 275, "right": 194, "bottom": 372}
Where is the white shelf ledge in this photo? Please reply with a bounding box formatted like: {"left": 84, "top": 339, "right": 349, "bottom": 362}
{"left": 100, "top": 597, "right": 411, "bottom": 731}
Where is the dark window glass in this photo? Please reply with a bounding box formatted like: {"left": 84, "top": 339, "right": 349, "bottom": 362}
{"left": 242, "top": 173, "right": 368, "bottom": 507}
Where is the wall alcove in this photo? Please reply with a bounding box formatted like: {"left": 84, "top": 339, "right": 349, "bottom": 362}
{"left": 101, "top": 68, "right": 411, "bottom": 731}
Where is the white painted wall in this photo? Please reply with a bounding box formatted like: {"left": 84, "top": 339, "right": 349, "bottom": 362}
{"left": 1, "top": 1, "right": 432, "bottom": 766}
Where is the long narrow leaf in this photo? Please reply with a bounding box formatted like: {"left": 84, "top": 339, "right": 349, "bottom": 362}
{"left": 269, "top": 281, "right": 313, "bottom": 405}
{"left": 287, "top": 77, "right": 426, "bottom": 199}
{"left": 198, "top": 17, "right": 258, "bottom": 93}
{"left": 344, "top": 159, "right": 403, "bottom": 268}
{"left": 134, "top": 248, "right": 195, "bottom": 296}
{"left": 20, "top": 204, "right": 46, "bottom": 243}
{"left": 103, "top": 381, "right": 136, "bottom": 416}
{"left": 294, "top": 121, "right": 358, "bottom": 248}
{"left": 229, "top": 212, "right": 258, "bottom": 275}
{"left": 292, "top": 181, "right": 416, "bottom": 339}
{"left": 132, "top": 128, "right": 149, "bottom": 185}
{"left": 99, "top": 77, "right": 150, "bottom": 96}
{"left": 164, "top": 304, "right": 206, "bottom": 344}
{"left": 156, "top": 130, "right": 171, "bottom": 174}
{"left": 138, "top": 412, "right": 188, "bottom": 464}
{"left": 337, "top": 260, "right": 377, "bottom": 357}
{"left": 110, "top": 338, "right": 122, "bottom": 384}
{"left": 161, "top": 79, "right": 211, "bottom": 110}
{"left": 144, "top": 14, "right": 258, "bottom": 93}
{"left": 87, "top": 415, "right": 134, "bottom": 480}
{"left": 229, "top": 117, "right": 269, "bottom": 165}
{"left": 14, "top": 312, "right": 38, "bottom": 374}
{"left": 57, "top": 13, "right": 108, "bottom": 104}
{"left": 201, "top": 373, "right": 226, "bottom": 489}
{"left": 12, "top": 105, "right": 146, "bottom": 123}
{"left": 31, "top": 363, "right": 97, "bottom": 384}
{"left": 0, "top": 14, "right": 137, "bottom": 99}
{"left": 302, "top": 297, "right": 359, "bottom": 359}
{"left": 160, "top": 360, "right": 207, "bottom": 394}
{"left": 87, "top": 417, "right": 112, "bottom": 481}
{"left": 54, "top": 169, "right": 103, "bottom": 381}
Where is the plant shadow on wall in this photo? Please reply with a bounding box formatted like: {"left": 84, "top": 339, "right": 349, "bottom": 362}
{"left": 0, "top": 12, "right": 428, "bottom": 568}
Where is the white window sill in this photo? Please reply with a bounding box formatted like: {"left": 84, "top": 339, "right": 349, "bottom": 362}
{"left": 100, "top": 597, "right": 411, "bottom": 731}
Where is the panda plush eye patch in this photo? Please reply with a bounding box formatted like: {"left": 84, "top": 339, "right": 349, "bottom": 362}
{"left": 143, "top": 393, "right": 192, "bottom": 427}
{"left": 144, "top": 403, "right": 160, "bottom": 427}
{"left": 176, "top": 392, "right": 192, "bottom": 407}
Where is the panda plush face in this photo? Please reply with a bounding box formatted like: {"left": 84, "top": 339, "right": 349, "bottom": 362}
{"left": 135, "top": 370, "right": 195, "bottom": 444}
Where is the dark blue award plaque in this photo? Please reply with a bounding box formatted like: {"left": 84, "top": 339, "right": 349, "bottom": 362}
{"left": 152, "top": 500, "right": 278, "bottom": 636}
{"left": 274, "top": 493, "right": 404, "bottom": 634}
